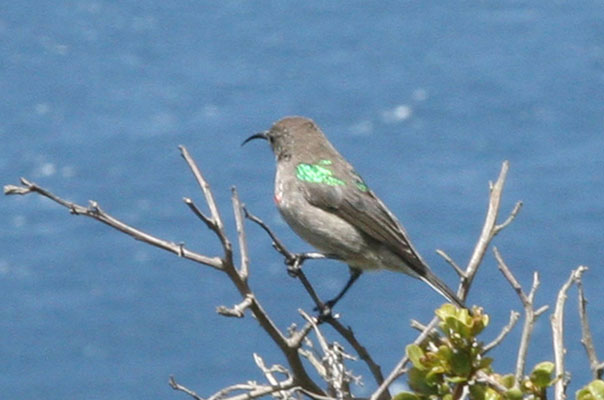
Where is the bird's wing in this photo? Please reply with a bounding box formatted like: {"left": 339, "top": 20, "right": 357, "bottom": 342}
{"left": 299, "top": 170, "right": 427, "bottom": 274}
{"left": 299, "top": 165, "right": 465, "bottom": 308}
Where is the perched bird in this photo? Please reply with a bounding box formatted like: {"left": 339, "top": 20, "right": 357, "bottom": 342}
{"left": 243, "top": 116, "right": 464, "bottom": 310}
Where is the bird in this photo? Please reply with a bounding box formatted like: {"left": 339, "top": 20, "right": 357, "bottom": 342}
{"left": 243, "top": 116, "right": 464, "bottom": 311}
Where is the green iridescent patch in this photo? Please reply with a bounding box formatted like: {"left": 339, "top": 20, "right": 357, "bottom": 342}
{"left": 296, "top": 163, "right": 345, "bottom": 186}
{"left": 352, "top": 171, "right": 369, "bottom": 192}
{"left": 355, "top": 181, "right": 369, "bottom": 192}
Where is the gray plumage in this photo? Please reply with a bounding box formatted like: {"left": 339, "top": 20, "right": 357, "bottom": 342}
{"left": 244, "top": 116, "right": 464, "bottom": 309}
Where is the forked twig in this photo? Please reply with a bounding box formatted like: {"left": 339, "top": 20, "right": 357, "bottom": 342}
{"left": 494, "top": 247, "right": 548, "bottom": 383}
{"left": 483, "top": 310, "right": 520, "bottom": 354}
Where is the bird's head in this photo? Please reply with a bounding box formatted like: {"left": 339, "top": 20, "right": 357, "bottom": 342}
{"left": 242, "top": 116, "right": 326, "bottom": 161}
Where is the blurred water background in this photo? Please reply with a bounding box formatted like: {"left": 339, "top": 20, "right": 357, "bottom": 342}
{"left": 2, "top": 1, "right": 603, "bottom": 399}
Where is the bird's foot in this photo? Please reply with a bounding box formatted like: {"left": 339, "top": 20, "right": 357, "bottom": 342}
{"left": 286, "top": 262, "right": 301, "bottom": 278}
{"left": 285, "top": 253, "right": 306, "bottom": 277}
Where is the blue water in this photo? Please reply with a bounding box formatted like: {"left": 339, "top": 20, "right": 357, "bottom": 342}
{"left": 2, "top": 2, "right": 603, "bottom": 399}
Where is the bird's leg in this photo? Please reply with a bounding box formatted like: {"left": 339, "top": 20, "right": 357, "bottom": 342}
{"left": 317, "top": 267, "right": 363, "bottom": 317}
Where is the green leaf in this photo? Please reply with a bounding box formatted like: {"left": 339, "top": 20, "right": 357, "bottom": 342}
{"left": 407, "top": 344, "right": 426, "bottom": 370}
{"left": 530, "top": 361, "right": 555, "bottom": 389}
{"left": 450, "top": 349, "right": 472, "bottom": 377}
{"left": 408, "top": 367, "right": 435, "bottom": 395}
{"left": 503, "top": 388, "right": 524, "bottom": 400}
{"left": 392, "top": 392, "right": 421, "bottom": 400}
{"left": 478, "top": 356, "right": 494, "bottom": 370}
{"left": 435, "top": 304, "right": 489, "bottom": 338}
{"left": 499, "top": 374, "right": 516, "bottom": 389}
{"left": 577, "top": 380, "right": 604, "bottom": 400}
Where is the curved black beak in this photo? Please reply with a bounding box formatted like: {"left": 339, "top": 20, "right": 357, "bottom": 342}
{"left": 241, "top": 131, "right": 269, "bottom": 146}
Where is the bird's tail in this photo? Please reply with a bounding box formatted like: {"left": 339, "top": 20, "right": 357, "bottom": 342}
{"left": 418, "top": 269, "right": 465, "bottom": 309}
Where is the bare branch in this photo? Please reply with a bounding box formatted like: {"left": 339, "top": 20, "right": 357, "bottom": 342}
{"left": 287, "top": 321, "right": 316, "bottom": 349}
{"left": 436, "top": 249, "right": 465, "bottom": 278}
{"left": 299, "top": 310, "right": 358, "bottom": 398}
{"left": 483, "top": 310, "right": 520, "bottom": 353}
{"left": 179, "top": 146, "right": 225, "bottom": 234}
{"left": 577, "top": 270, "right": 602, "bottom": 380}
{"left": 253, "top": 354, "right": 293, "bottom": 400}
{"left": 493, "top": 201, "right": 523, "bottom": 236}
{"left": 326, "top": 317, "right": 387, "bottom": 395}
{"left": 5, "top": 178, "right": 223, "bottom": 269}
{"left": 180, "top": 145, "right": 233, "bottom": 265}
{"left": 494, "top": 247, "right": 548, "bottom": 384}
{"left": 217, "top": 295, "right": 253, "bottom": 318}
{"left": 231, "top": 187, "right": 250, "bottom": 280}
{"left": 169, "top": 376, "right": 203, "bottom": 400}
{"left": 244, "top": 206, "right": 328, "bottom": 264}
{"left": 4, "top": 183, "right": 32, "bottom": 195}
{"left": 494, "top": 247, "right": 530, "bottom": 307}
{"left": 183, "top": 197, "right": 215, "bottom": 231}
{"left": 460, "top": 160, "right": 510, "bottom": 298}
{"left": 410, "top": 319, "right": 428, "bottom": 332}
{"left": 551, "top": 266, "right": 588, "bottom": 400}
{"left": 475, "top": 370, "right": 509, "bottom": 395}
{"left": 7, "top": 157, "right": 325, "bottom": 396}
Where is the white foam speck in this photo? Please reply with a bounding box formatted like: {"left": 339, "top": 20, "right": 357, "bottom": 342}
{"left": 382, "top": 104, "right": 412, "bottom": 123}
{"left": 34, "top": 162, "right": 57, "bottom": 177}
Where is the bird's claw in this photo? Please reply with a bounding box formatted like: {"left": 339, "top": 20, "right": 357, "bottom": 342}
{"left": 286, "top": 263, "right": 301, "bottom": 278}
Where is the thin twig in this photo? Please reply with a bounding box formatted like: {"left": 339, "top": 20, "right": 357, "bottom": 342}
{"left": 576, "top": 268, "right": 602, "bottom": 380}
{"left": 494, "top": 247, "right": 548, "bottom": 383}
{"left": 244, "top": 206, "right": 328, "bottom": 264}
{"left": 231, "top": 187, "right": 250, "bottom": 281}
{"left": 460, "top": 160, "right": 510, "bottom": 297}
{"left": 253, "top": 354, "right": 292, "bottom": 400}
{"left": 216, "top": 295, "right": 254, "bottom": 318}
{"left": 179, "top": 146, "right": 226, "bottom": 236}
{"left": 493, "top": 201, "right": 523, "bottom": 236}
{"left": 299, "top": 310, "right": 356, "bottom": 398}
{"left": 551, "top": 266, "right": 588, "bottom": 400}
{"left": 410, "top": 319, "right": 428, "bottom": 332}
{"left": 183, "top": 197, "right": 215, "bottom": 230}
{"left": 169, "top": 376, "right": 203, "bottom": 400}
{"left": 180, "top": 145, "right": 234, "bottom": 265}
{"left": 483, "top": 310, "right": 520, "bottom": 353}
{"left": 326, "top": 318, "right": 387, "bottom": 397}
{"left": 436, "top": 249, "right": 465, "bottom": 278}
{"left": 475, "top": 370, "right": 509, "bottom": 395}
